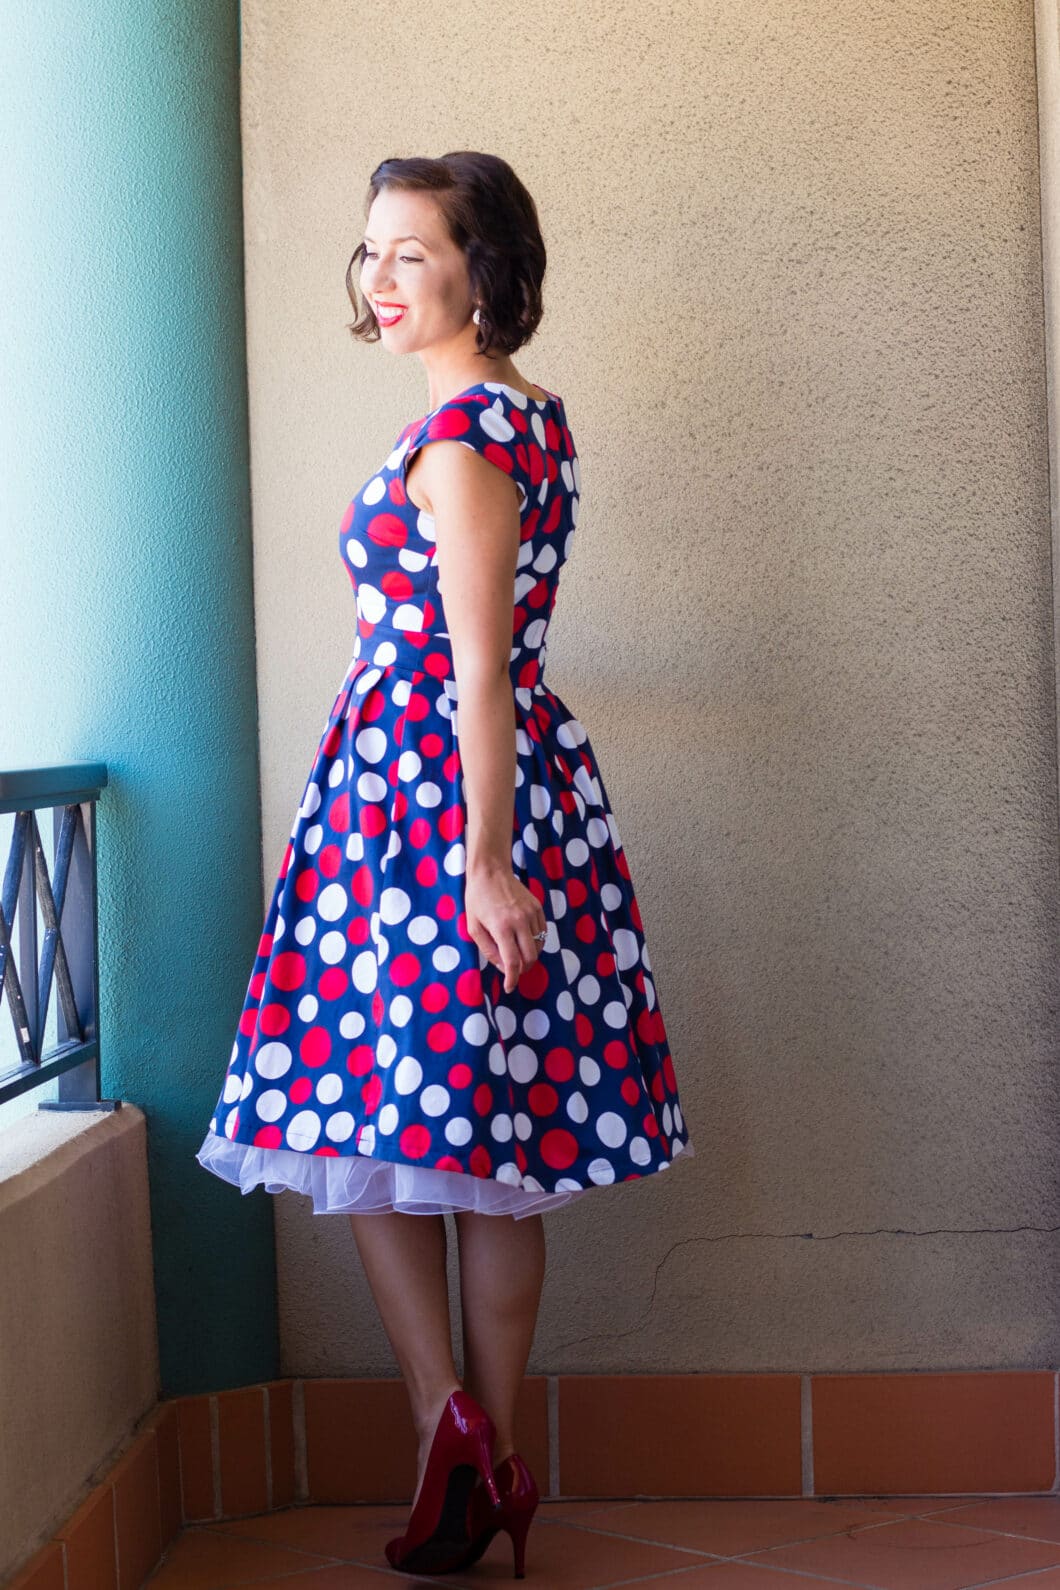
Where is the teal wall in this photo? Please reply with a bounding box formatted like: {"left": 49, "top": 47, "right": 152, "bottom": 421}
{"left": 0, "top": 1, "right": 278, "bottom": 1393}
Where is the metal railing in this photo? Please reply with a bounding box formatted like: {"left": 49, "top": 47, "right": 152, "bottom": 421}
{"left": 0, "top": 764, "right": 118, "bottom": 1113}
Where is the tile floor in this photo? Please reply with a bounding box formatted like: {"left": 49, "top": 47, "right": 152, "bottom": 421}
{"left": 145, "top": 1494, "right": 1060, "bottom": 1588}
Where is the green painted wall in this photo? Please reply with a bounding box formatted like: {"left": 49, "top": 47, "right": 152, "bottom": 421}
{"left": 0, "top": 0, "right": 278, "bottom": 1393}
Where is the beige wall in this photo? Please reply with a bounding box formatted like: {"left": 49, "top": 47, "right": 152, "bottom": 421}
{"left": 241, "top": 0, "right": 1055, "bottom": 1374}
{"left": 0, "top": 1110, "right": 158, "bottom": 1579}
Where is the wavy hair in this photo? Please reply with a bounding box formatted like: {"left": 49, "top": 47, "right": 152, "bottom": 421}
{"left": 346, "top": 152, "right": 546, "bottom": 357}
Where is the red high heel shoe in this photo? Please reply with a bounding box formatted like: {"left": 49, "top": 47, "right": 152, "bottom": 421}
{"left": 448, "top": 1451, "right": 540, "bottom": 1578}
{"left": 384, "top": 1388, "right": 502, "bottom": 1575}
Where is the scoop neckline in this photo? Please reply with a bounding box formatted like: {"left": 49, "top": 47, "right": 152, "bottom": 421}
{"left": 424, "top": 380, "right": 561, "bottom": 417}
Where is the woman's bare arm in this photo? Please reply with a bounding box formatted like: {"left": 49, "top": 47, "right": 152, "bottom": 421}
{"left": 408, "top": 440, "right": 545, "bottom": 988}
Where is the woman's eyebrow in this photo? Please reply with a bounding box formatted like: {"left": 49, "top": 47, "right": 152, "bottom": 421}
{"left": 363, "top": 233, "right": 429, "bottom": 245}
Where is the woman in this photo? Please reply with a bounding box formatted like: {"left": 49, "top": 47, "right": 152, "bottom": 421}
{"left": 196, "top": 151, "right": 694, "bottom": 1577}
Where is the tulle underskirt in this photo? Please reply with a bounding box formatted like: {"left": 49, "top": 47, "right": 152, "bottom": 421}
{"left": 195, "top": 1130, "right": 599, "bottom": 1219}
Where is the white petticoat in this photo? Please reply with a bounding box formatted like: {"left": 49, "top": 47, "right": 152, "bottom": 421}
{"left": 195, "top": 1129, "right": 597, "bottom": 1219}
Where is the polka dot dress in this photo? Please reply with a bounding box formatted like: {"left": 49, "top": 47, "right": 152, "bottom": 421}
{"left": 196, "top": 380, "right": 695, "bottom": 1218}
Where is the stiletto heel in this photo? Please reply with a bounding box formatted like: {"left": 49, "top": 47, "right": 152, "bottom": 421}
{"left": 383, "top": 1388, "right": 502, "bottom": 1574}
{"left": 447, "top": 1451, "right": 540, "bottom": 1578}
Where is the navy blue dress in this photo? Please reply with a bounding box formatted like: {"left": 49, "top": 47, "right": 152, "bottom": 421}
{"left": 197, "top": 381, "right": 694, "bottom": 1217}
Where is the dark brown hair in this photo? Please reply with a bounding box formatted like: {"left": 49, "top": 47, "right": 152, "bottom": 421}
{"left": 345, "top": 152, "right": 546, "bottom": 356}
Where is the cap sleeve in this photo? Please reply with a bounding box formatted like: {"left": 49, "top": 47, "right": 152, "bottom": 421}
{"left": 401, "top": 390, "right": 533, "bottom": 517}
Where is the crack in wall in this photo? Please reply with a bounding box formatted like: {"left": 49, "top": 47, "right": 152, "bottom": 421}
{"left": 553, "top": 1223, "right": 1060, "bottom": 1350}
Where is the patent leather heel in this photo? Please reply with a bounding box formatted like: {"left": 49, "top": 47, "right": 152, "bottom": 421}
{"left": 454, "top": 1451, "right": 540, "bottom": 1578}
{"left": 384, "top": 1388, "right": 501, "bottom": 1574}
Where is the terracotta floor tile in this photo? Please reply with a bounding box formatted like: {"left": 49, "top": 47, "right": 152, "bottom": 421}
{"left": 919, "top": 1497, "right": 1060, "bottom": 1544}
{"left": 233, "top": 1568, "right": 453, "bottom": 1588}
{"left": 742, "top": 1514, "right": 1060, "bottom": 1588}
{"left": 144, "top": 1525, "right": 339, "bottom": 1586}
{"left": 456, "top": 1517, "right": 709, "bottom": 1585}
{"left": 210, "top": 1502, "right": 414, "bottom": 1558}
{"left": 601, "top": 1566, "right": 869, "bottom": 1586}
{"left": 552, "top": 1497, "right": 924, "bottom": 1556}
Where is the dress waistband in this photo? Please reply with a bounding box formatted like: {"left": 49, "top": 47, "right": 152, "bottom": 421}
{"left": 334, "top": 623, "right": 549, "bottom": 718}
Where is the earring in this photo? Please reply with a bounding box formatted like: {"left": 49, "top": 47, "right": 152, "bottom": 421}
{"left": 472, "top": 307, "right": 482, "bottom": 325}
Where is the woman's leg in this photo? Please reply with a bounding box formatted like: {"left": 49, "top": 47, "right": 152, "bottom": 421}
{"left": 347, "top": 1211, "right": 461, "bottom": 1507}
{"left": 453, "top": 1210, "right": 547, "bottom": 1465}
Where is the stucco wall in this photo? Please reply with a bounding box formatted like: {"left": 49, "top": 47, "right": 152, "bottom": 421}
{"left": 240, "top": 0, "right": 1056, "bottom": 1373}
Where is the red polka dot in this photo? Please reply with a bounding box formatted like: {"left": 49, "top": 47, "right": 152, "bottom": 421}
{"left": 270, "top": 951, "right": 306, "bottom": 991}
{"left": 318, "top": 968, "right": 348, "bottom": 1000}
{"left": 390, "top": 952, "right": 421, "bottom": 987}
{"left": 253, "top": 1125, "right": 282, "bottom": 1148}
{"left": 400, "top": 1123, "right": 431, "bottom": 1158}
{"left": 300, "top": 1027, "right": 331, "bottom": 1068}
{"left": 541, "top": 1129, "right": 579, "bottom": 1169}
{"left": 528, "top": 1083, "right": 559, "bottom": 1116}
{"left": 259, "top": 1004, "right": 291, "bottom": 1036}
{"left": 427, "top": 1021, "right": 457, "bottom": 1053}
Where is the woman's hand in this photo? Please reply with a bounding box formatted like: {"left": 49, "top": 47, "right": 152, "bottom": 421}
{"left": 465, "top": 865, "right": 547, "bottom": 995}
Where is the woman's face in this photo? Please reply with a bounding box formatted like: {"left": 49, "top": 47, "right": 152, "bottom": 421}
{"left": 360, "top": 188, "right": 475, "bottom": 355}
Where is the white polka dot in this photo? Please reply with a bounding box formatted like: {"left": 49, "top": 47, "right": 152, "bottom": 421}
{"left": 408, "top": 915, "right": 438, "bottom": 944}
{"left": 317, "top": 885, "right": 348, "bottom": 923}
{"left": 507, "top": 1045, "right": 538, "bottom": 1083}
{"left": 357, "top": 771, "right": 388, "bottom": 802}
{"left": 576, "top": 975, "right": 601, "bottom": 1004}
{"left": 222, "top": 1073, "right": 242, "bottom": 1104}
{"left": 325, "top": 1111, "right": 355, "bottom": 1142}
{"left": 294, "top": 917, "right": 316, "bottom": 946}
{"left": 597, "top": 1111, "right": 627, "bottom": 1148}
{"left": 299, "top": 784, "right": 321, "bottom": 819}
{"left": 603, "top": 1000, "right": 628, "bottom": 1029}
{"left": 565, "top": 837, "right": 589, "bottom": 868}
{"left": 351, "top": 950, "right": 379, "bottom": 992}
{"left": 339, "top": 1011, "right": 365, "bottom": 1039}
{"left": 416, "top": 782, "right": 442, "bottom": 807}
{"left": 587, "top": 1157, "right": 615, "bottom": 1185}
{"left": 394, "top": 1056, "right": 423, "bottom": 1094}
{"left": 303, "top": 825, "right": 323, "bottom": 856}
{"left": 420, "top": 1085, "right": 450, "bottom": 1116}
{"left": 629, "top": 1136, "right": 651, "bottom": 1166}
{"left": 378, "top": 1104, "right": 399, "bottom": 1134}
{"left": 393, "top": 604, "right": 426, "bottom": 631}
{"left": 376, "top": 1035, "right": 397, "bottom": 1068}
{"left": 380, "top": 887, "right": 411, "bottom": 924}
{"left": 319, "top": 930, "right": 347, "bottom": 965}
{"left": 443, "top": 843, "right": 466, "bottom": 877}
{"left": 524, "top": 1008, "right": 550, "bottom": 1040}
{"left": 255, "top": 1044, "right": 292, "bottom": 1080}
{"left": 579, "top": 1056, "right": 601, "bottom": 1086}
{"left": 286, "top": 1110, "right": 321, "bottom": 1150}
{"left": 480, "top": 407, "right": 515, "bottom": 442}
{"left": 362, "top": 475, "right": 386, "bottom": 504}
{"left": 355, "top": 726, "right": 387, "bottom": 763}
{"left": 445, "top": 1117, "right": 473, "bottom": 1146}
{"left": 463, "top": 1012, "right": 490, "bottom": 1045}
{"left": 513, "top": 1113, "right": 533, "bottom": 1141}
{"left": 488, "top": 1042, "right": 507, "bottom": 1076}
{"left": 256, "top": 1089, "right": 287, "bottom": 1122}
{"left": 297, "top": 994, "right": 318, "bottom": 1021}
{"left": 567, "top": 1091, "right": 588, "bottom": 1124}
{"left": 357, "top": 583, "right": 386, "bottom": 623}
{"left": 490, "top": 1114, "right": 514, "bottom": 1142}
{"left": 388, "top": 994, "right": 413, "bottom": 1027}
{"left": 316, "top": 1074, "right": 343, "bottom": 1106}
